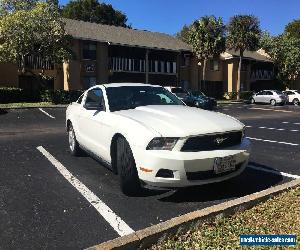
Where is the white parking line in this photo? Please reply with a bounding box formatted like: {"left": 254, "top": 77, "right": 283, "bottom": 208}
{"left": 282, "top": 122, "right": 300, "bottom": 125}
{"left": 248, "top": 165, "right": 300, "bottom": 179}
{"left": 247, "top": 137, "right": 299, "bottom": 146}
{"left": 248, "top": 107, "right": 293, "bottom": 113}
{"left": 245, "top": 125, "right": 299, "bottom": 132}
{"left": 39, "top": 108, "right": 55, "bottom": 119}
{"left": 37, "top": 146, "right": 134, "bottom": 236}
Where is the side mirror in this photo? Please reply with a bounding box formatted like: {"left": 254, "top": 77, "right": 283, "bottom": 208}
{"left": 84, "top": 102, "right": 104, "bottom": 111}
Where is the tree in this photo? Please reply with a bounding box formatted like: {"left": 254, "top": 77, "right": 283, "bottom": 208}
{"left": 0, "top": 1, "right": 73, "bottom": 80}
{"left": 227, "top": 15, "right": 261, "bottom": 99}
{"left": 284, "top": 19, "right": 300, "bottom": 39}
{"left": 261, "top": 33, "right": 300, "bottom": 87}
{"left": 61, "top": 0, "right": 130, "bottom": 28}
{"left": 176, "top": 24, "right": 190, "bottom": 43}
{"left": 187, "top": 16, "right": 226, "bottom": 90}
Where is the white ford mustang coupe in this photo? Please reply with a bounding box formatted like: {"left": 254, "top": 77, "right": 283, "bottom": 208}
{"left": 66, "top": 83, "right": 250, "bottom": 195}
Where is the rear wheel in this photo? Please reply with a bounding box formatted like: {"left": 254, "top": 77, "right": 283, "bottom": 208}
{"left": 270, "top": 99, "right": 276, "bottom": 106}
{"left": 116, "top": 137, "right": 141, "bottom": 195}
{"left": 293, "top": 98, "right": 299, "bottom": 106}
{"left": 68, "top": 123, "right": 81, "bottom": 156}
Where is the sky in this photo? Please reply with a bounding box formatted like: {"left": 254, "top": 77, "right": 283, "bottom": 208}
{"left": 59, "top": 0, "right": 300, "bottom": 36}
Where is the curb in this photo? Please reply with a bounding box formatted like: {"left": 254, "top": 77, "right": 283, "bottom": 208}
{"left": 87, "top": 179, "right": 300, "bottom": 250}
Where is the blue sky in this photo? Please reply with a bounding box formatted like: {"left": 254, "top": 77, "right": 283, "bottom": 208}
{"left": 59, "top": 0, "right": 300, "bottom": 36}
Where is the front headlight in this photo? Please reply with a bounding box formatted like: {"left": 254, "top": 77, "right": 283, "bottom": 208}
{"left": 146, "top": 137, "right": 179, "bottom": 150}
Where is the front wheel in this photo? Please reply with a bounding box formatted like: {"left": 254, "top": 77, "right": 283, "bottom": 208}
{"left": 68, "top": 123, "right": 81, "bottom": 156}
{"left": 116, "top": 137, "right": 141, "bottom": 196}
{"left": 250, "top": 98, "right": 255, "bottom": 104}
{"left": 293, "top": 98, "right": 299, "bottom": 106}
{"left": 270, "top": 99, "right": 276, "bottom": 106}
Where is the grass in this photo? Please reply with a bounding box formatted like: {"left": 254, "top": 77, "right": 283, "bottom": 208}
{"left": 0, "top": 102, "right": 66, "bottom": 108}
{"left": 150, "top": 186, "right": 300, "bottom": 250}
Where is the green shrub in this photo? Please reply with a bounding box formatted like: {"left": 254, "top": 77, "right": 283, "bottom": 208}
{"left": 0, "top": 87, "right": 24, "bottom": 103}
{"left": 223, "top": 91, "right": 254, "bottom": 100}
{"left": 40, "top": 89, "right": 83, "bottom": 104}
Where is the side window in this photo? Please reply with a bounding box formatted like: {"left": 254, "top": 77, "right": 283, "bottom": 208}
{"left": 84, "top": 88, "right": 105, "bottom": 110}
{"left": 257, "top": 91, "right": 264, "bottom": 95}
{"left": 267, "top": 91, "right": 273, "bottom": 95}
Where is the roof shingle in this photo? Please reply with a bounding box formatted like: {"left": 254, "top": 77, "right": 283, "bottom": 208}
{"left": 63, "top": 18, "right": 191, "bottom": 52}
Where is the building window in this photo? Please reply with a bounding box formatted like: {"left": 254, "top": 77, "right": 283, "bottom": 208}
{"left": 172, "top": 62, "right": 177, "bottom": 74}
{"left": 210, "top": 59, "right": 220, "bottom": 71}
{"left": 83, "top": 76, "right": 97, "bottom": 89}
{"left": 82, "top": 42, "right": 97, "bottom": 60}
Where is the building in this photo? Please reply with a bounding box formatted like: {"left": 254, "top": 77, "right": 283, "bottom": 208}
{"left": 0, "top": 18, "right": 281, "bottom": 97}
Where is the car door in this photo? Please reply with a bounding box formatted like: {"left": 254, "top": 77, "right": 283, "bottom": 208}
{"left": 264, "top": 91, "right": 274, "bottom": 103}
{"left": 254, "top": 91, "right": 264, "bottom": 103}
{"left": 78, "top": 88, "right": 107, "bottom": 158}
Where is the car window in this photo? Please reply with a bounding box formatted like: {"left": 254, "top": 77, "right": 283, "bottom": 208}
{"left": 171, "top": 87, "right": 188, "bottom": 94}
{"left": 106, "top": 86, "right": 184, "bottom": 112}
{"left": 273, "top": 90, "right": 282, "bottom": 95}
{"left": 284, "top": 91, "right": 293, "bottom": 95}
{"left": 84, "top": 88, "right": 105, "bottom": 109}
{"left": 257, "top": 91, "right": 264, "bottom": 95}
{"left": 266, "top": 91, "right": 273, "bottom": 95}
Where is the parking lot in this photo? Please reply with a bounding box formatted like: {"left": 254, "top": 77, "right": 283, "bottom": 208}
{"left": 0, "top": 103, "right": 300, "bottom": 249}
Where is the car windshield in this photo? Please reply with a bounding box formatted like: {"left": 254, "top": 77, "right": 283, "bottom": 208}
{"left": 106, "top": 86, "right": 184, "bottom": 112}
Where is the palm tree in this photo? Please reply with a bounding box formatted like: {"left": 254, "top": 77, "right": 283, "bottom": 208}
{"left": 227, "top": 15, "right": 261, "bottom": 100}
{"left": 188, "top": 16, "right": 226, "bottom": 90}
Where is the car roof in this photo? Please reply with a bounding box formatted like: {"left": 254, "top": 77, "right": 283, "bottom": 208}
{"left": 101, "top": 82, "right": 162, "bottom": 88}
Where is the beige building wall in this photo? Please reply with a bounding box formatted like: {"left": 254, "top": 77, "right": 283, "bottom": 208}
{"left": 0, "top": 63, "right": 19, "bottom": 87}
{"left": 63, "top": 39, "right": 81, "bottom": 90}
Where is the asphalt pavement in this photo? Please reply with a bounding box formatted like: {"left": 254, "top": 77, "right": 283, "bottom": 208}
{"left": 0, "top": 104, "right": 299, "bottom": 249}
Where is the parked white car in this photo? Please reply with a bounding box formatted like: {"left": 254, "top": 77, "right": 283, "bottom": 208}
{"left": 283, "top": 90, "right": 300, "bottom": 105}
{"left": 250, "top": 90, "right": 287, "bottom": 106}
{"left": 66, "top": 83, "right": 250, "bottom": 195}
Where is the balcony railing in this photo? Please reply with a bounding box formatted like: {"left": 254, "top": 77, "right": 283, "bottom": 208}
{"left": 18, "top": 55, "right": 54, "bottom": 70}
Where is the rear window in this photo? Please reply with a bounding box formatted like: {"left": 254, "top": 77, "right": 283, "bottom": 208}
{"left": 171, "top": 88, "right": 188, "bottom": 94}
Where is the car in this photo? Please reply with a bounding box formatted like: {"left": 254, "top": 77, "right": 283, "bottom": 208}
{"left": 250, "top": 90, "right": 287, "bottom": 106}
{"left": 66, "top": 83, "right": 251, "bottom": 195}
{"left": 164, "top": 87, "right": 217, "bottom": 110}
{"left": 283, "top": 90, "right": 300, "bottom": 105}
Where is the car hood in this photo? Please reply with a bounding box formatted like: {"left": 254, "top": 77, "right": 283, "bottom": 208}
{"left": 115, "top": 105, "right": 244, "bottom": 137}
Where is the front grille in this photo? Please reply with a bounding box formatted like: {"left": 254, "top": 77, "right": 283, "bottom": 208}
{"left": 186, "top": 162, "right": 244, "bottom": 181}
{"left": 181, "top": 131, "right": 242, "bottom": 152}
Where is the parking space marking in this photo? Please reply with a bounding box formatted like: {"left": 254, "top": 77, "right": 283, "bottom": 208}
{"left": 37, "top": 146, "right": 134, "bottom": 236}
{"left": 248, "top": 165, "right": 300, "bottom": 179}
{"left": 39, "top": 108, "right": 55, "bottom": 119}
{"left": 247, "top": 137, "right": 299, "bottom": 146}
{"left": 248, "top": 107, "right": 293, "bottom": 113}
{"left": 245, "top": 125, "right": 299, "bottom": 132}
{"left": 282, "top": 122, "right": 300, "bottom": 125}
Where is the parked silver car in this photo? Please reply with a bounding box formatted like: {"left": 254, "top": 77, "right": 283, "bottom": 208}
{"left": 250, "top": 90, "right": 287, "bottom": 106}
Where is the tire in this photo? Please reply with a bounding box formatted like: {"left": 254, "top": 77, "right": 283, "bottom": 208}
{"left": 293, "top": 98, "right": 299, "bottom": 106}
{"left": 116, "top": 137, "right": 141, "bottom": 195}
{"left": 68, "top": 123, "right": 81, "bottom": 156}
{"left": 250, "top": 98, "right": 255, "bottom": 104}
{"left": 270, "top": 99, "right": 276, "bottom": 106}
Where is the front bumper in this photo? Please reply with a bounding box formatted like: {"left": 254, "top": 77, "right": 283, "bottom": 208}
{"left": 132, "top": 138, "right": 251, "bottom": 188}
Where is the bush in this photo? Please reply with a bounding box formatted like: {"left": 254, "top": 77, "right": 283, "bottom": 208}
{"left": 0, "top": 87, "right": 25, "bottom": 103}
{"left": 40, "top": 89, "right": 83, "bottom": 104}
{"left": 223, "top": 91, "right": 254, "bottom": 100}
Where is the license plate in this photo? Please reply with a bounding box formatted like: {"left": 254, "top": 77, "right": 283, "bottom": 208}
{"left": 213, "top": 156, "right": 236, "bottom": 174}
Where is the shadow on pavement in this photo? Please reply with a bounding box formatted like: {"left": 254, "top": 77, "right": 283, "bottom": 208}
{"left": 158, "top": 163, "right": 283, "bottom": 203}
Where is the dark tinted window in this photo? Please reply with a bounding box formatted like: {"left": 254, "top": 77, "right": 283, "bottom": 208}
{"left": 106, "top": 86, "right": 183, "bottom": 112}
{"left": 85, "top": 88, "right": 105, "bottom": 108}
{"left": 83, "top": 42, "right": 97, "bottom": 60}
